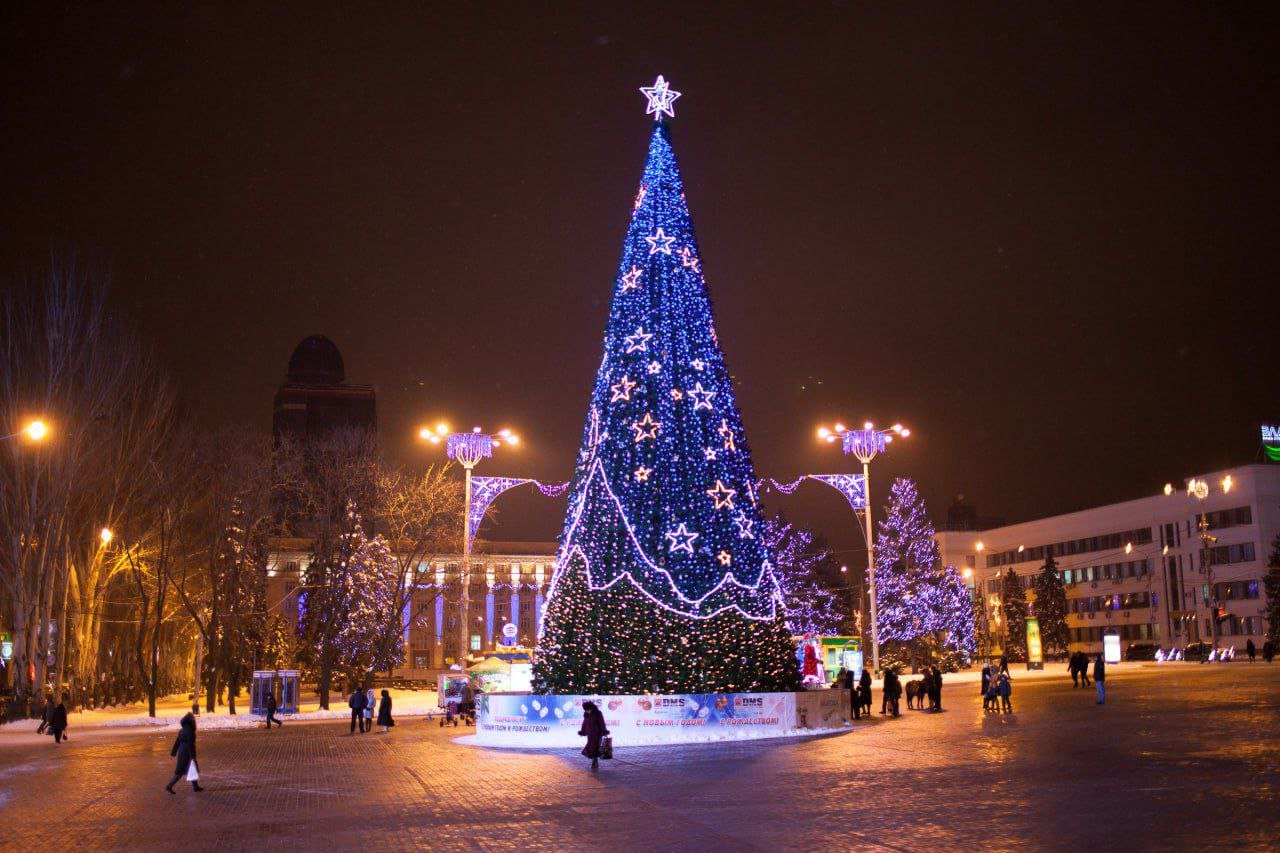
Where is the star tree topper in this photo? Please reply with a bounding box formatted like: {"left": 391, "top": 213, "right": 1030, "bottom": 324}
{"left": 640, "top": 74, "right": 682, "bottom": 120}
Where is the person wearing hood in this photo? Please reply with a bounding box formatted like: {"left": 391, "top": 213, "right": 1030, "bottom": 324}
{"left": 578, "top": 701, "right": 610, "bottom": 771}
{"left": 166, "top": 712, "right": 203, "bottom": 794}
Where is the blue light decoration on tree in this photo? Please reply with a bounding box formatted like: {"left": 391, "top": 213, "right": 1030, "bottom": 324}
{"left": 534, "top": 78, "right": 800, "bottom": 695}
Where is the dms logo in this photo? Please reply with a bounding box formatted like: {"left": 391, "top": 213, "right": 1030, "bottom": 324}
{"left": 1263, "top": 425, "right": 1280, "bottom": 444}
{"left": 656, "top": 697, "right": 686, "bottom": 708}
{"left": 736, "top": 696, "right": 764, "bottom": 708}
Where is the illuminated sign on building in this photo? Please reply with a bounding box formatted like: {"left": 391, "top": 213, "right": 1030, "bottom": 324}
{"left": 1263, "top": 424, "right": 1280, "bottom": 463}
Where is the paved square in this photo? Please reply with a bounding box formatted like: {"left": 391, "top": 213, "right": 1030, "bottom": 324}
{"left": 2, "top": 663, "right": 1277, "bottom": 851}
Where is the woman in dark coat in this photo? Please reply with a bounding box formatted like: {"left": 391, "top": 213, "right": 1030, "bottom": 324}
{"left": 578, "top": 701, "right": 609, "bottom": 770}
{"left": 48, "top": 695, "right": 69, "bottom": 744}
{"left": 166, "top": 712, "right": 203, "bottom": 794}
{"left": 377, "top": 689, "right": 394, "bottom": 733}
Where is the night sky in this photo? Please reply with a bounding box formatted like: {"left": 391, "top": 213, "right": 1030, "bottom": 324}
{"left": 3, "top": 4, "right": 1278, "bottom": 558}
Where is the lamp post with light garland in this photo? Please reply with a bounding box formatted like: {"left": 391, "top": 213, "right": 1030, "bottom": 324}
{"left": 816, "top": 421, "right": 909, "bottom": 674}
{"left": 419, "top": 424, "right": 519, "bottom": 664}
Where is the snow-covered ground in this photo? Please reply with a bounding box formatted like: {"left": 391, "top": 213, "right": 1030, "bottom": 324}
{"left": 1, "top": 687, "right": 443, "bottom": 736}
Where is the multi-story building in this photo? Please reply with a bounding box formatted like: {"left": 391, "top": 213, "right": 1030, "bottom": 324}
{"left": 265, "top": 539, "right": 556, "bottom": 680}
{"left": 936, "top": 463, "right": 1278, "bottom": 657}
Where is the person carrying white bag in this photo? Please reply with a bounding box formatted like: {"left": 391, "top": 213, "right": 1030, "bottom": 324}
{"left": 165, "top": 712, "right": 204, "bottom": 794}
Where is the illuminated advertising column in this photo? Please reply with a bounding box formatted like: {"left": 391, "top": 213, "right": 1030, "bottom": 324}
{"left": 1025, "top": 617, "right": 1044, "bottom": 670}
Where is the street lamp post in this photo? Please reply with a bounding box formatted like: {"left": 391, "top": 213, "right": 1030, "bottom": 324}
{"left": 817, "top": 420, "right": 909, "bottom": 675}
{"left": 420, "top": 424, "right": 519, "bottom": 666}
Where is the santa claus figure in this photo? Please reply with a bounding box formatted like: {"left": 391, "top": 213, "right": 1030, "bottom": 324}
{"left": 800, "top": 636, "right": 825, "bottom": 686}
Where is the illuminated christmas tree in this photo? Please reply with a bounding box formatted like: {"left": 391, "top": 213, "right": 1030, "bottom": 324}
{"left": 875, "top": 478, "right": 975, "bottom": 670}
{"left": 534, "top": 78, "right": 800, "bottom": 695}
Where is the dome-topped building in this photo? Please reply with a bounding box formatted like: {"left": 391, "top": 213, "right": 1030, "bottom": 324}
{"left": 272, "top": 335, "right": 376, "bottom": 441}
{"left": 286, "top": 334, "right": 346, "bottom": 385}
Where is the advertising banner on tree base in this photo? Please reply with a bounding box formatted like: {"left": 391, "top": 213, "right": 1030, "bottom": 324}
{"left": 475, "top": 690, "right": 851, "bottom": 747}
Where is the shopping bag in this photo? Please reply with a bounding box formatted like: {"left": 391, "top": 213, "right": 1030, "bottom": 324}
{"left": 186, "top": 761, "right": 199, "bottom": 782}
{"left": 600, "top": 736, "right": 613, "bottom": 760}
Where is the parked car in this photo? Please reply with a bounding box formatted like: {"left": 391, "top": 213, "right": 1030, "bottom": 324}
{"left": 1126, "top": 643, "right": 1159, "bottom": 661}
{"left": 1182, "top": 642, "right": 1212, "bottom": 662}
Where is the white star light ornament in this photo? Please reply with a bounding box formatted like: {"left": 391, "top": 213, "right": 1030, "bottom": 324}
{"left": 680, "top": 246, "right": 701, "bottom": 273}
{"left": 620, "top": 266, "right": 643, "bottom": 292}
{"left": 734, "top": 512, "right": 755, "bottom": 540}
{"left": 645, "top": 227, "right": 677, "bottom": 255}
{"left": 666, "top": 523, "right": 699, "bottom": 554}
{"left": 631, "top": 413, "right": 661, "bottom": 443}
{"left": 640, "top": 75, "right": 682, "bottom": 121}
{"left": 610, "top": 375, "right": 637, "bottom": 403}
{"left": 706, "top": 479, "right": 737, "bottom": 510}
{"left": 624, "top": 327, "right": 653, "bottom": 353}
{"left": 686, "top": 382, "right": 715, "bottom": 411}
{"left": 647, "top": 360, "right": 662, "bottom": 375}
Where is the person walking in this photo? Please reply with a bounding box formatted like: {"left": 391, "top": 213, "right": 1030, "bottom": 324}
{"left": 1246, "top": 638, "right": 1256, "bottom": 662}
{"left": 1068, "top": 653, "right": 1080, "bottom": 688}
{"left": 1264, "top": 640, "right": 1274, "bottom": 663}
{"left": 377, "top": 689, "right": 394, "bottom": 733}
{"left": 264, "top": 690, "right": 282, "bottom": 729}
{"left": 1079, "top": 653, "right": 1091, "bottom": 687}
{"left": 999, "top": 654, "right": 1009, "bottom": 675}
{"left": 578, "top": 700, "right": 609, "bottom": 771}
{"left": 165, "top": 712, "right": 203, "bottom": 794}
{"left": 364, "top": 687, "right": 376, "bottom": 733}
{"left": 36, "top": 691, "right": 53, "bottom": 735}
{"left": 980, "top": 664, "right": 992, "bottom": 710}
{"left": 348, "top": 687, "right": 367, "bottom": 734}
{"left": 1093, "top": 654, "right": 1106, "bottom": 705}
{"left": 997, "top": 672, "right": 1013, "bottom": 713}
{"left": 930, "top": 666, "right": 943, "bottom": 711}
{"left": 47, "top": 694, "right": 69, "bottom": 744}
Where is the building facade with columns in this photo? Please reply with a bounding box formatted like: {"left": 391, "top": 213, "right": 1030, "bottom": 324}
{"left": 936, "top": 464, "right": 1279, "bottom": 657}
{"left": 265, "top": 538, "right": 557, "bottom": 680}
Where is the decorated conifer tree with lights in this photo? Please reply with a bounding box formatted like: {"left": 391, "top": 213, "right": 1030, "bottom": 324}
{"left": 874, "top": 478, "right": 975, "bottom": 670}
{"left": 534, "top": 78, "right": 800, "bottom": 695}
{"left": 764, "top": 517, "right": 845, "bottom": 636}
{"left": 1001, "top": 569, "right": 1029, "bottom": 660}
{"left": 1031, "top": 553, "right": 1070, "bottom": 655}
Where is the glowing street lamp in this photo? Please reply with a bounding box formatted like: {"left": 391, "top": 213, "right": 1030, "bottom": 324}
{"left": 816, "top": 420, "right": 908, "bottom": 674}
{"left": 3, "top": 419, "right": 49, "bottom": 442}
{"left": 99, "top": 527, "right": 114, "bottom": 546}
{"left": 420, "top": 423, "right": 520, "bottom": 662}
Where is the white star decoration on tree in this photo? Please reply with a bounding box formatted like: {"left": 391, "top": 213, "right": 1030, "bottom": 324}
{"left": 645, "top": 227, "right": 676, "bottom": 255}
{"left": 670, "top": 388, "right": 683, "bottom": 401}
{"left": 624, "top": 327, "right": 653, "bottom": 353}
{"left": 679, "top": 246, "right": 701, "bottom": 273}
{"left": 631, "top": 413, "right": 661, "bottom": 442}
{"left": 610, "top": 375, "right": 636, "bottom": 402}
{"left": 620, "top": 266, "right": 643, "bottom": 292}
{"left": 639, "top": 74, "right": 682, "bottom": 120}
{"left": 633, "top": 185, "right": 647, "bottom": 210}
{"left": 686, "top": 382, "right": 715, "bottom": 411}
{"left": 703, "top": 447, "right": 717, "bottom": 460}
{"left": 690, "top": 358, "right": 706, "bottom": 371}
{"left": 734, "top": 511, "right": 755, "bottom": 540}
{"left": 634, "top": 465, "right": 651, "bottom": 482}
{"left": 717, "top": 550, "right": 732, "bottom": 566}
{"left": 706, "top": 479, "right": 737, "bottom": 510}
{"left": 718, "top": 419, "right": 736, "bottom": 451}
{"left": 665, "top": 523, "right": 698, "bottom": 554}
{"left": 647, "top": 360, "right": 662, "bottom": 375}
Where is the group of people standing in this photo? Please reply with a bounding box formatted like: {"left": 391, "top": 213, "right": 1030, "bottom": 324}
{"left": 981, "top": 663, "right": 1013, "bottom": 712}
{"left": 836, "top": 666, "right": 874, "bottom": 719}
{"left": 348, "top": 687, "right": 395, "bottom": 734}
{"left": 906, "top": 666, "right": 945, "bottom": 711}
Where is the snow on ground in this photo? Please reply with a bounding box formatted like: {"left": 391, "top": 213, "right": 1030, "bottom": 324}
{"left": 1, "top": 687, "right": 443, "bottom": 735}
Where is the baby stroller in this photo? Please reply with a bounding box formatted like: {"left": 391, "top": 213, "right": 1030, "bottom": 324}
{"left": 439, "top": 699, "right": 461, "bottom": 727}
